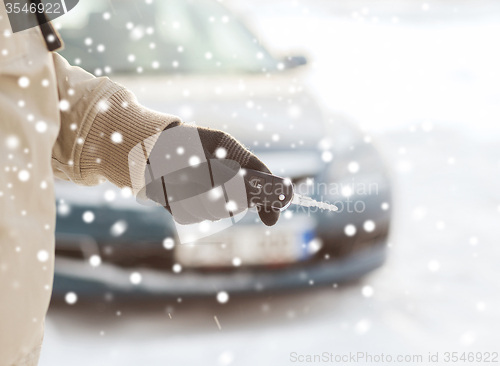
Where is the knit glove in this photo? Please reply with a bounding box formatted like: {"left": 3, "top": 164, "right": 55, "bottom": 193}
{"left": 145, "top": 123, "right": 280, "bottom": 226}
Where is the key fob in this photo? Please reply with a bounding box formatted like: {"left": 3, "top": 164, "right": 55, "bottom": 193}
{"left": 244, "top": 169, "right": 294, "bottom": 211}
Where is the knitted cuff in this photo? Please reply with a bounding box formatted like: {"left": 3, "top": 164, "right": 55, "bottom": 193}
{"left": 80, "top": 89, "right": 181, "bottom": 189}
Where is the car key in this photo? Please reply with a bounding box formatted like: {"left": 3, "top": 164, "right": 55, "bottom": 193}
{"left": 245, "top": 169, "right": 338, "bottom": 212}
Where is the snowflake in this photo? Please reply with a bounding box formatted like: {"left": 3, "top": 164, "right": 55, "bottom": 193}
{"left": 104, "top": 189, "right": 116, "bottom": 201}
{"left": 130, "top": 272, "right": 142, "bottom": 284}
{"left": 363, "top": 220, "right": 375, "bottom": 232}
{"left": 35, "top": 121, "right": 47, "bottom": 133}
{"left": 97, "top": 100, "right": 109, "bottom": 112}
{"left": 348, "top": 161, "right": 360, "bottom": 173}
{"left": 110, "top": 220, "right": 127, "bottom": 236}
{"left": 57, "top": 202, "right": 71, "bottom": 216}
{"left": 18, "top": 76, "right": 30, "bottom": 88}
{"left": 172, "top": 263, "right": 182, "bottom": 273}
{"left": 362, "top": 285, "right": 374, "bottom": 297}
{"left": 163, "top": 237, "right": 175, "bottom": 250}
{"left": 37, "top": 250, "right": 49, "bottom": 262}
{"left": 188, "top": 155, "right": 201, "bottom": 166}
{"left": 216, "top": 291, "right": 229, "bottom": 303}
{"left": 225, "top": 200, "right": 237, "bottom": 211}
{"left": 89, "top": 255, "right": 101, "bottom": 267}
{"left": 215, "top": 147, "right": 227, "bottom": 158}
{"left": 6, "top": 135, "right": 19, "bottom": 149}
{"left": 344, "top": 224, "right": 356, "bottom": 236}
{"left": 321, "top": 151, "right": 333, "bottom": 163}
{"left": 59, "top": 99, "right": 70, "bottom": 111}
{"left": 82, "top": 211, "right": 95, "bottom": 223}
{"left": 65, "top": 292, "right": 77, "bottom": 304}
{"left": 121, "top": 187, "right": 132, "bottom": 197}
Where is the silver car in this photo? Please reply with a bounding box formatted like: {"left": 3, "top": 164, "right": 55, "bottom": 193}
{"left": 52, "top": 0, "right": 391, "bottom": 297}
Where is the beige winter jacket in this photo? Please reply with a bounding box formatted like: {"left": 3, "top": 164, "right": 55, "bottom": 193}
{"left": 0, "top": 5, "right": 179, "bottom": 365}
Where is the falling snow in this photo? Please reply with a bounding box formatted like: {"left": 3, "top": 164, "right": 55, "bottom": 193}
{"left": 216, "top": 291, "right": 229, "bottom": 304}
{"left": 110, "top": 220, "right": 127, "bottom": 236}
{"left": 18, "top": 76, "right": 30, "bottom": 88}
{"left": 65, "top": 292, "right": 77, "bottom": 305}
{"left": 129, "top": 272, "right": 142, "bottom": 285}
{"left": 344, "top": 224, "right": 356, "bottom": 237}
{"left": 82, "top": 211, "right": 95, "bottom": 223}
{"left": 163, "top": 237, "right": 175, "bottom": 250}
{"left": 37, "top": 250, "right": 49, "bottom": 262}
{"left": 111, "top": 132, "right": 123, "bottom": 143}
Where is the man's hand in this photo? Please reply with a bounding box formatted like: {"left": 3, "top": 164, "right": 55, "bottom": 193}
{"left": 145, "top": 124, "right": 280, "bottom": 226}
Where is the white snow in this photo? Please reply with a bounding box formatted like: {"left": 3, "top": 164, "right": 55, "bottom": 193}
{"left": 321, "top": 151, "right": 332, "bottom": 162}
{"left": 35, "top": 121, "right": 47, "bottom": 133}
{"left": 129, "top": 272, "right": 142, "bottom": 285}
{"left": 18, "top": 76, "right": 29, "bottom": 88}
{"left": 17, "top": 170, "right": 29, "bottom": 182}
{"left": 217, "top": 291, "right": 229, "bottom": 304}
{"left": 162, "top": 237, "right": 175, "bottom": 250}
{"left": 58, "top": 100, "right": 70, "bottom": 111}
{"left": 172, "top": 263, "right": 182, "bottom": 273}
{"left": 363, "top": 220, "right": 375, "bottom": 232}
{"left": 6, "top": 136, "right": 19, "bottom": 149}
{"left": 82, "top": 211, "right": 94, "bottom": 223}
{"left": 361, "top": 285, "right": 374, "bottom": 298}
{"left": 110, "top": 220, "right": 127, "bottom": 236}
{"left": 37, "top": 250, "right": 49, "bottom": 262}
{"left": 347, "top": 161, "right": 359, "bottom": 174}
{"left": 64, "top": 292, "right": 77, "bottom": 305}
{"left": 111, "top": 132, "right": 123, "bottom": 143}
{"left": 344, "top": 224, "right": 356, "bottom": 236}
{"left": 89, "top": 255, "right": 101, "bottom": 267}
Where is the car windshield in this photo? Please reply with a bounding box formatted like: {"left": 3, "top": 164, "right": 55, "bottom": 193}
{"left": 56, "top": 0, "right": 277, "bottom": 75}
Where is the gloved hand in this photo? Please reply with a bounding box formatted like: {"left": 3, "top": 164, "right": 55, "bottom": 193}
{"left": 145, "top": 123, "right": 280, "bottom": 226}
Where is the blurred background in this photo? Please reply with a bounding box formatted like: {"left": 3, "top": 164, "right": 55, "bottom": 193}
{"left": 39, "top": 0, "right": 500, "bottom": 365}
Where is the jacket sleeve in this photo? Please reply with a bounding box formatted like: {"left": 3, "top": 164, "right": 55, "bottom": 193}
{"left": 51, "top": 52, "right": 181, "bottom": 190}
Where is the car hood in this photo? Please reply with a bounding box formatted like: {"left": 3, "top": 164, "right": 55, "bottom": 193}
{"left": 111, "top": 71, "right": 326, "bottom": 152}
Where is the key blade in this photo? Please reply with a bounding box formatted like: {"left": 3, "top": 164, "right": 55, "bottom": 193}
{"left": 291, "top": 194, "right": 338, "bottom": 212}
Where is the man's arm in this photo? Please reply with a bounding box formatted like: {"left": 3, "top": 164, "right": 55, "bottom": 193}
{"left": 51, "top": 53, "right": 279, "bottom": 225}
{"left": 51, "top": 53, "right": 181, "bottom": 188}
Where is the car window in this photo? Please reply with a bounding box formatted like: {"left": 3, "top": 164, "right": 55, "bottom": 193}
{"left": 56, "top": 0, "right": 277, "bottom": 75}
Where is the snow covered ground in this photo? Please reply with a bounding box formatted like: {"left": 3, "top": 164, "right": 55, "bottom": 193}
{"left": 39, "top": 1, "right": 500, "bottom": 365}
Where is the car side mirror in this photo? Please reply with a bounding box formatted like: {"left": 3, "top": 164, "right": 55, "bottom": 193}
{"left": 283, "top": 55, "right": 307, "bottom": 69}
